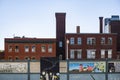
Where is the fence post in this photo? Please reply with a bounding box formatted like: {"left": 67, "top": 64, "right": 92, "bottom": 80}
{"left": 67, "top": 60, "right": 69, "bottom": 80}
{"left": 106, "top": 59, "right": 108, "bottom": 80}
{"left": 28, "top": 59, "right": 30, "bottom": 80}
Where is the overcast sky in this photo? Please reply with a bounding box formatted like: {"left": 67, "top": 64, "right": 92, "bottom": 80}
{"left": 0, "top": 0, "right": 120, "bottom": 50}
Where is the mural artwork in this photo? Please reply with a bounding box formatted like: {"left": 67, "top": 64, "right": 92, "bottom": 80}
{"left": 69, "top": 61, "right": 106, "bottom": 73}
{"left": 0, "top": 62, "right": 27, "bottom": 73}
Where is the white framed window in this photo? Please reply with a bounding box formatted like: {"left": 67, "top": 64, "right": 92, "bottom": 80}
{"left": 108, "top": 50, "right": 112, "bottom": 58}
{"left": 87, "top": 49, "right": 96, "bottom": 59}
{"left": 32, "top": 46, "right": 36, "bottom": 52}
{"left": 101, "top": 50, "right": 105, "bottom": 58}
{"left": 8, "top": 45, "right": 12, "bottom": 52}
{"left": 70, "top": 37, "right": 74, "bottom": 45}
{"left": 101, "top": 37, "right": 105, "bottom": 45}
{"left": 48, "top": 45, "right": 52, "bottom": 53}
{"left": 70, "top": 49, "right": 75, "bottom": 59}
{"left": 41, "top": 45, "right": 46, "bottom": 52}
{"left": 77, "top": 49, "right": 82, "bottom": 59}
{"left": 77, "top": 37, "right": 82, "bottom": 45}
{"left": 15, "top": 46, "right": 19, "bottom": 52}
{"left": 87, "top": 37, "right": 96, "bottom": 45}
{"left": 108, "top": 37, "right": 112, "bottom": 45}
{"left": 25, "top": 46, "right": 29, "bottom": 52}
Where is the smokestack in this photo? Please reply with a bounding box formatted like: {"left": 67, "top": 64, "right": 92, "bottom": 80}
{"left": 99, "top": 17, "right": 103, "bottom": 33}
{"left": 55, "top": 13, "right": 66, "bottom": 39}
{"left": 76, "top": 26, "right": 80, "bottom": 33}
{"left": 55, "top": 13, "right": 66, "bottom": 60}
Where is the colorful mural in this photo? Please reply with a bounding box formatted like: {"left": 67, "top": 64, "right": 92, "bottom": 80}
{"left": 69, "top": 61, "right": 106, "bottom": 73}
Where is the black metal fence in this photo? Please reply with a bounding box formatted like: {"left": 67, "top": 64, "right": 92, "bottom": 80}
{"left": 60, "top": 59, "right": 120, "bottom": 80}
{"left": 0, "top": 59, "right": 120, "bottom": 80}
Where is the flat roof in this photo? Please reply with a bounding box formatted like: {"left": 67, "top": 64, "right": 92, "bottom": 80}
{"left": 5, "top": 38, "right": 56, "bottom": 43}
{"left": 65, "top": 33, "right": 117, "bottom": 35}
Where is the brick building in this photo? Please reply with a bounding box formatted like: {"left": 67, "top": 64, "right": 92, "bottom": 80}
{"left": 56, "top": 13, "right": 66, "bottom": 60}
{"left": 5, "top": 37, "right": 56, "bottom": 60}
{"left": 64, "top": 16, "right": 119, "bottom": 60}
{"left": 3, "top": 13, "right": 120, "bottom": 60}
{"left": 0, "top": 51, "right": 4, "bottom": 60}
{"left": 65, "top": 32, "right": 117, "bottom": 60}
{"left": 104, "top": 15, "right": 120, "bottom": 58}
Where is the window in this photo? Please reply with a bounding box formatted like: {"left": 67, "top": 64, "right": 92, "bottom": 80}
{"left": 15, "top": 56, "right": 19, "bottom": 60}
{"left": 108, "top": 37, "right": 112, "bottom": 45}
{"left": 8, "top": 45, "right": 12, "bottom": 52}
{"left": 32, "top": 46, "right": 36, "bottom": 52}
{"left": 101, "top": 37, "right": 105, "bottom": 45}
{"left": 87, "top": 50, "right": 96, "bottom": 59}
{"left": 59, "top": 41, "right": 63, "bottom": 47}
{"left": 101, "top": 50, "right": 105, "bottom": 58}
{"left": 15, "top": 46, "right": 19, "bottom": 52}
{"left": 108, "top": 50, "right": 112, "bottom": 58}
{"left": 70, "top": 49, "right": 75, "bottom": 59}
{"left": 25, "top": 46, "right": 29, "bottom": 52}
{"left": 77, "top": 37, "right": 82, "bottom": 45}
{"left": 8, "top": 56, "right": 12, "bottom": 61}
{"left": 25, "top": 57, "right": 29, "bottom": 60}
{"left": 101, "top": 49, "right": 112, "bottom": 59}
{"left": 31, "top": 57, "right": 36, "bottom": 60}
{"left": 87, "top": 37, "right": 96, "bottom": 45}
{"left": 70, "top": 37, "right": 74, "bottom": 45}
{"left": 48, "top": 45, "right": 52, "bottom": 53}
{"left": 59, "top": 54, "right": 62, "bottom": 60}
{"left": 41, "top": 45, "right": 46, "bottom": 52}
{"left": 77, "top": 50, "right": 82, "bottom": 59}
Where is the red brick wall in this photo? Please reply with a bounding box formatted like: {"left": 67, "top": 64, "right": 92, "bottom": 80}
{"left": 65, "top": 33, "right": 117, "bottom": 60}
{"left": 4, "top": 38, "right": 56, "bottom": 60}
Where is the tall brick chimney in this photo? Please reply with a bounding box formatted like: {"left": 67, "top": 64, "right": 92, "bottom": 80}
{"left": 55, "top": 13, "right": 66, "bottom": 60}
{"left": 99, "top": 17, "right": 103, "bottom": 33}
{"left": 76, "top": 26, "right": 80, "bottom": 33}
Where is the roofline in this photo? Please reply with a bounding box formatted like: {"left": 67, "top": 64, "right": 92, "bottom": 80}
{"left": 5, "top": 38, "right": 56, "bottom": 43}
{"left": 5, "top": 37, "right": 56, "bottom": 39}
{"left": 65, "top": 33, "right": 117, "bottom": 35}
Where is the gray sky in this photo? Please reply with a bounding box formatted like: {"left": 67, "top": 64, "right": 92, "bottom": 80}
{"left": 0, "top": 0, "right": 120, "bottom": 50}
